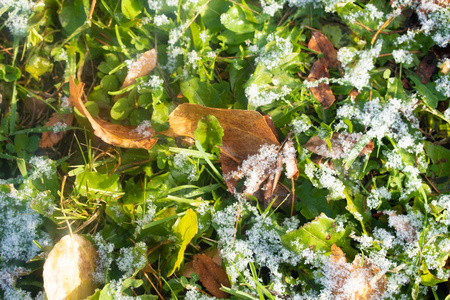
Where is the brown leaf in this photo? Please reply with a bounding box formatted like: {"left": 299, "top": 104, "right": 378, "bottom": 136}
{"left": 121, "top": 49, "right": 157, "bottom": 89}
{"left": 329, "top": 244, "right": 387, "bottom": 300}
{"left": 39, "top": 112, "right": 74, "bottom": 148}
{"left": 416, "top": 53, "right": 436, "bottom": 84}
{"left": 308, "top": 31, "right": 339, "bottom": 68}
{"left": 114, "top": 49, "right": 157, "bottom": 102}
{"left": 166, "top": 103, "right": 279, "bottom": 162}
{"left": 304, "top": 133, "right": 374, "bottom": 159}
{"left": 384, "top": 211, "right": 417, "bottom": 243}
{"left": 308, "top": 59, "right": 335, "bottom": 109}
{"left": 183, "top": 249, "right": 222, "bottom": 278}
{"left": 193, "top": 253, "right": 231, "bottom": 299}
{"left": 69, "top": 77, "right": 158, "bottom": 149}
{"left": 167, "top": 104, "right": 297, "bottom": 206}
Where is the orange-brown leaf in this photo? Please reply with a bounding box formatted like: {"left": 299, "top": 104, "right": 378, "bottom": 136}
{"left": 308, "top": 31, "right": 340, "bottom": 68}
{"left": 121, "top": 49, "right": 157, "bottom": 89}
{"left": 193, "top": 253, "right": 231, "bottom": 299}
{"left": 166, "top": 103, "right": 279, "bottom": 161}
{"left": 308, "top": 59, "right": 335, "bottom": 109}
{"left": 304, "top": 133, "right": 374, "bottom": 159}
{"left": 39, "top": 112, "right": 74, "bottom": 148}
{"left": 69, "top": 77, "right": 157, "bottom": 150}
{"left": 329, "top": 245, "right": 387, "bottom": 300}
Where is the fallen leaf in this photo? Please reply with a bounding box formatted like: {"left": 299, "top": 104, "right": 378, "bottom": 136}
{"left": 183, "top": 248, "right": 223, "bottom": 278}
{"left": 416, "top": 53, "right": 436, "bottom": 84}
{"left": 304, "top": 133, "right": 374, "bottom": 159}
{"left": 384, "top": 211, "right": 417, "bottom": 243}
{"left": 114, "top": 48, "right": 157, "bottom": 102}
{"left": 166, "top": 104, "right": 297, "bottom": 206}
{"left": 121, "top": 48, "right": 157, "bottom": 90}
{"left": 328, "top": 244, "right": 387, "bottom": 300}
{"left": 308, "top": 31, "right": 340, "bottom": 68}
{"left": 166, "top": 103, "right": 279, "bottom": 161}
{"left": 43, "top": 234, "right": 99, "bottom": 300}
{"left": 308, "top": 59, "right": 335, "bottom": 109}
{"left": 39, "top": 112, "right": 74, "bottom": 148}
{"left": 69, "top": 77, "right": 158, "bottom": 150}
{"left": 193, "top": 253, "right": 231, "bottom": 299}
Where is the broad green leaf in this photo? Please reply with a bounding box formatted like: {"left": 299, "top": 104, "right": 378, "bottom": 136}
{"left": 180, "top": 77, "right": 231, "bottom": 108}
{"left": 424, "top": 141, "right": 450, "bottom": 177}
{"left": 193, "top": 115, "right": 224, "bottom": 155}
{"left": 167, "top": 209, "right": 198, "bottom": 276}
{"left": 296, "top": 181, "right": 335, "bottom": 220}
{"left": 220, "top": 6, "right": 258, "bottom": 34}
{"left": 59, "top": 0, "right": 87, "bottom": 36}
{"left": 121, "top": 0, "right": 143, "bottom": 19}
{"left": 0, "top": 64, "right": 21, "bottom": 82}
{"left": 201, "top": 0, "right": 230, "bottom": 32}
{"left": 281, "top": 213, "right": 354, "bottom": 256}
{"left": 111, "top": 97, "right": 134, "bottom": 120}
{"left": 76, "top": 171, "right": 122, "bottom": 197}
{"left": 25, "top": 55, "right": 53, "bottom": 79}
{"left": 407, "top": 73, "right": 446, "bottom": 109}
{"left": 151, "top": 102, "right": 170, "bottom": 132}
{"left": 421, "top": 269, "right": 448, "bottom": 286}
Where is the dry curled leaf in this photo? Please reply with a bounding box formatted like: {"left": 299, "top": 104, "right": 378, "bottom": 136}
{"left": 308, "top": 59, "right": 335, "bottom": 109}
{"left": 193, "top": 253, "right": 231, "bottom": 299}
{"left": 43, "top": 234, "right": 99, "bottom": 300}
{"left": 39, "top": 112, "right": 74, "bottom": 148}
{"left": 69, "top": 77, "right": 157, "bottom": 149}
{"left": 308, "top": 31, "right": 340, "bottom": 68}
{"left": 114, "top": 48, "right": 158, "bottom": 102}
{"left": 329, "top": 244, "right": 387, "bottom": 300}
{"left": 121, "top": 48, "right": 157, "bottom": 90}
{"left": 304, "top": 133, "right": 374, "bottom": 159}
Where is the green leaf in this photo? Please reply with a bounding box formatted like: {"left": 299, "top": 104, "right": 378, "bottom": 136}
{"left": 424, "top": 141, "right": 450, "bottom": 177}
{"left": 220, "top": 6, "right": 259, "bottom": 34}
{"left": 59, "top": 0, "right": 87, "bottom": 36}
{"left": 167, "top": 209, "right": 198, "bottom": 276}
{"left": 407, "top": 73, "right": 446, "bottom": 109}
{"left": 421, "top": 269, "right": 448, "bottom": 286}
{"left": 180, "top": 77, "right": 230, "bottom": 108}
{"left": 121, "top": 0, "right": 143, "bottom": 19}
{"left": 0, "top": 64, "right": 21, "bottom": 82}
{"left": 75, "top": 171, "right": 122, "bottom": 197}
{"left": 296, "top": 181, "right": 334, "bottom": 220}
{"left": 193, "top": 115, "right": 224, "bottom": 155}
{"left": 25, "top": 55, "right": 53, "bottom": 79}
{"left": 151, "top": 102, "right": 170, "bottom": 132}
{"left": 281, "top": 213, "right": 354, "bottom": 256}
{"left": 111, "top": 97, "right": 134, "bottom": 120}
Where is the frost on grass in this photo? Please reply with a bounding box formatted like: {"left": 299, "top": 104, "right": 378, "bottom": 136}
{"left": 340, "top": 41, "right": 383, "bottom": 90}
{"left": 304, "top": 162, "right": 346, "bottom": 200}
{"left": 1, "top": 0, "right": 35, "bottom": 37}
{"left": 245, "top": 83, "right": 291, "bottom": 107}
{"left": 29, "top": 156, "right": 56, "bottom": 180}
{"left": 292, "top": 114, "right": 312, "bottom": 134}
{"left": 92, "top": 233, "right": 115, "bottom": 284}
{"left": 0, "top": 186, "right": 51, "bottom": 299}
{"left": 212, "top": 199, "right": 302, "bottom": 294}
{"left": 224, "top": 143, "right": 297, "bottom": 195}
{"left": 173, "top": 152, "right": 197, "bottom": 181}
{"left": 116, "top": 242, "right": 147, "bottom": 277}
